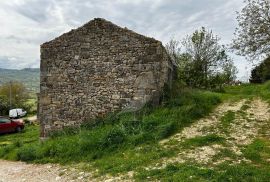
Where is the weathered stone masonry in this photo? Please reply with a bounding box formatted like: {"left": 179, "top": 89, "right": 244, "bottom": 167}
{"left": 39, "top": 18, "right": 174, "bottom": 137}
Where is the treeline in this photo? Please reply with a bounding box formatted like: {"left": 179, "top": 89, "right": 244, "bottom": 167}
{"left": 166, "top": 27, "right": 237, "bottom": 90}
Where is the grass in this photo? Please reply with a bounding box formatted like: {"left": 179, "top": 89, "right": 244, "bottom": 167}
{"left": 92, "top": 144, "right": 176, "bottom": 175}
{"left": 220, "top": 111, "right": 235, "bottom": 130}
{"left": 136, "top": 163, "right": 216, "bottom": 181}
{"left": 1, "top": 81, "right": 270, "bottom": 180}
{"left": 224, "top": 81, "right": 270, "bottom": 102}
{"left": 180, "top": 134, "right": 225, "bottom": 149}
{"left": 0, "top": 88, "right": 222, "bottom": 174}
{"left": 135, "top": 162, "right": 270, "bottom": 182}
{"left": 0, "top": 125, "right": 39, "bottom": 160}
{"left": 212, "top": 148, "right": 239, "bottom": 162}
{"left": 242, "top": 138, "right": 270, "bottom": 163}
{"left": 240, "top": 103, "right": 251, "bottom": 111}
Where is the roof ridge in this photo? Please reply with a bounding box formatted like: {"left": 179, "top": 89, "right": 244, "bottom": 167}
{"left": 41, "top": 18, "right": 161, "bottom": 47}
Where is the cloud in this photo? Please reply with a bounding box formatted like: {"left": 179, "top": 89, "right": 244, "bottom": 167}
{"left": 0, "top": 56, "right": 38, "bottom": 69}
{"left": 0, "top": 0, "right": 250, "bottom": 80}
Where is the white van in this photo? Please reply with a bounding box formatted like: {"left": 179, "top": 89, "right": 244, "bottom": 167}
{"left": 9, "top": 108, "right": 27, "bottom": 118}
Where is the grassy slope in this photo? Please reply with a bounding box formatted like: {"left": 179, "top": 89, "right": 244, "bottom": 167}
{"left": 0, "top": 81, "right": 270, "bottom": 181}
{"left": 136, "top": 82, "right": 270, "bottom": 181}
{"left": 0, "top": 88, "right": 221, "bottom": 170}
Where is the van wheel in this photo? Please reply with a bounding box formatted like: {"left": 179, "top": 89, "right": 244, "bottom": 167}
{"left": 15, "top": 127, "right": 22, "bottom": 133}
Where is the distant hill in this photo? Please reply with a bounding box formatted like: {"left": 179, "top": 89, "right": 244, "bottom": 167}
{"left": 0, "top": 68, "right": 40, "bottom": 92}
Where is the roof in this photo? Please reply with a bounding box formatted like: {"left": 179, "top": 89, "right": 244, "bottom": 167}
{"left": 41, "top": 18, "right": 161, "bottom": 48}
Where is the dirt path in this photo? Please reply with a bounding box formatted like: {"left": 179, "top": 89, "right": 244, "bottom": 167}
{"left": 155, "top": 98, "right": 270, "bottom": 168}
{"left": 0, "top": 160, "right": 129, "bottom": 182}
{"left": 0, "top": 160, "right": 91, "bottom": 182}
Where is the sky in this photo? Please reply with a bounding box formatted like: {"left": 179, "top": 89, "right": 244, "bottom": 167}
{"left": 0, "top": 0, "right": 254, "bottom": 80}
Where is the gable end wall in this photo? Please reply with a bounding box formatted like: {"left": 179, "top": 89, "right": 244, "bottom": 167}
{"left": 39, "top": 19, "right": 174, "bottom": 137}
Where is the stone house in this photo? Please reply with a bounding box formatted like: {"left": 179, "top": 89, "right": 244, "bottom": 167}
{"left": 39, "top": 18, "right": 174, "bottom": 137}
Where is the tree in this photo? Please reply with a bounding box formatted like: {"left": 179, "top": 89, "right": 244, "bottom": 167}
{"left": 0, "top": 82, "right": 29, "bottom": 110}
{"left": 165, "top": 39, "right": 181, "bottom": 67}
{"left": 221, "top": 60, "right": 238, "bottom": 84}
{"left": 250, "top": 66, "right": 263, "bottom": 83}
{"left": 166, "top": 27, "right": 237, "bottom": 89}
{"left": 0, "top": 95, "right": 9, "bottom": 115}
{"left": 232, "top": 0, "right": 270, "bottom": 60}
{"left": 183, "top": 27, "right": 236, "bottom": 88}
{"left": 250, "top": 56, "right": 270, "bottom": 83}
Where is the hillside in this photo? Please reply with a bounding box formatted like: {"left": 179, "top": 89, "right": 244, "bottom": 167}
{"left": 0, "top": 68, "right": 40, "bottom": 92}
{"left": 0, "top": 82, "right": 269, "bottom": 181}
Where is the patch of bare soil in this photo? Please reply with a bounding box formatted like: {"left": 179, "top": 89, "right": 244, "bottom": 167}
{"left": 0, "top": 160, "right": 134, "bottom": 182}
{"left": 0, "top": 160, "right": 92, "bottom": 182}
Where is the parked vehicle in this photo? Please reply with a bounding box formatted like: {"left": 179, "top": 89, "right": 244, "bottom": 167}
{"left": 0, "top": 116, "right": 24, "bottom": 134}
{"left": 9, "top": 108, "right": 27, "bottom": 118}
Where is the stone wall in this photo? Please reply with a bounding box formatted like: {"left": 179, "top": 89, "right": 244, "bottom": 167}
{"left": 39, "top": 18, "right": 174, "bottom": 137}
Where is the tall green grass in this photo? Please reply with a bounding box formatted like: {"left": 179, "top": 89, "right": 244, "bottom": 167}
{"left": 0, "top": 88, "right": 221, "bottom": 172}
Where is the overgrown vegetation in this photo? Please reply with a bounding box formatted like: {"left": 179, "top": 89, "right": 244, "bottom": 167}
{"left": 1, "top": 81, "right": 270, "bottom": 180}
{"left": 0, "top": 86, "right": 221, "bottom": 171}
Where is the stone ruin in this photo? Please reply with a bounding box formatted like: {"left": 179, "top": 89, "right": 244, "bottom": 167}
{"left": 39, "top": 18, "right": 174, "bottom": 137}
